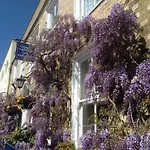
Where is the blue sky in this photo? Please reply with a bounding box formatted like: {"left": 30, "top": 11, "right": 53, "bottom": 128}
{"left": 0, "top": 0, "right": 39, "bottom": 66}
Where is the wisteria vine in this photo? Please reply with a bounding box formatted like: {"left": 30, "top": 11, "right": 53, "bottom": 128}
{"left": 29, "top": 3, "right": 150, "bottom": 149}
{"left": 0, "top": 2, "right": 149, "bottom": 150}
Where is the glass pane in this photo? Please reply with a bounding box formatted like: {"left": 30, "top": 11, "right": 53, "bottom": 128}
{"left": 84, "top": 0, "right": 102, "bottom": 16}
{"left": 96, "top": 103, "right": 108, "bottom": 129}
{"left": 80, "top": 59, "right": 90, "bottom": 99}
{"left": 95, "top": 0, "right": 101, "bottom": 4}
{"left": 83, "top": 125, "right": 94, "bottom": 134}
{"left": 83, "top": 104, "right": 94, "bottom": 125}
{"left": 84, "top": 0, "right": 94, "bottom": 15}
{"left": 47, "top": 0, "right": 58, "bottom": 15}
{"left": 96, "top": 103, "right": 107, "bottom": 118}
{"left": 97, "top": 103, "right": 101, "bottom": 119}
{"left": 83, "top": 104, "right": 94, "bottom": 134}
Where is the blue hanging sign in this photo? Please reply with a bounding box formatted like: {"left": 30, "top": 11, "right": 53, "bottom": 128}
{"left": 5, "top": 143, "right": 16, "bottom": 150}
{"left": 15, "top": 42, "right": 33, "bottom": 61}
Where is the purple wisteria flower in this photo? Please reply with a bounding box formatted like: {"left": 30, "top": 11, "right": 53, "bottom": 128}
{"left": 85, "top": 3, "right": 137, "bottom": 100}
{"left": 15, "top": 142, "right": 30, "bottom": 150}
{"left": 80, "top": 130, "right": 94, "bottom": 150}
{"left": 124, "top": 59, "right": 150, "bottom": 103}
{"left": 140, "top": 133, "right": 150, "bottom": 150}
{"left": 63, "top": 128, "right": 70, "bottom": 142}
{"left": 126, "top": 132, "right": 140, "bottom": 150}
{"left": 94, "top": 129, "right": 109, "bottom": 148}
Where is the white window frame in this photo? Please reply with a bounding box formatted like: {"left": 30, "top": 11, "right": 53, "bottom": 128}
{"left": 46, "top": 0, "right": 58, "bottom": 29}
{"left": 74, "top": 0, "right": 103, "bottom": 20}
{"left": 72, "top": 45, "right": 100, "bottom": 148}
{"left": 20, "top": 61, "right": 24, "bottom": 77}
{"left": 72, "top": 45, "right": 107, "bottom": 148}
{"left": 72, "top": 46, "right": 90, "bottom": 148}
{"left": 27, "top": 62, "right": 34, "bottom": 75}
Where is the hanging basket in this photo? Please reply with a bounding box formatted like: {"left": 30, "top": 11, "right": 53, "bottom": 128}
{"left": 17, "top": 95, "right": 35, "bottom": 109}
{"left": 6, "top": 105, "right": 22, "bottom": 116}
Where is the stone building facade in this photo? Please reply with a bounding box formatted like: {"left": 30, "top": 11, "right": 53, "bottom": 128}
{"left": 20, "top": 0, "right": 150, "bottom": 148}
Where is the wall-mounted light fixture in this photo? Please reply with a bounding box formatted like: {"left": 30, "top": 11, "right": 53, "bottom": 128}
{"left": 11, "top": 83, "right": 17, "bottom": 90}
{"left": 16, "top": 76, "right": 26, "bottom": 89}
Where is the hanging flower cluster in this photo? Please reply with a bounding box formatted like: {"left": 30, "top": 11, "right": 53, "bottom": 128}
{"left": 85, "top": 4, "right": 137, "bottom": 95}
{"left": 85, "top": 3, "right": 150, "bottom": 120}
{"left": 124, "top": 59, "right": 150, "bottom": 103}
{"left": 81, "top": 130, "right": 150, "bottom": 150}
{"left": 28, "top": 13, "right": 94, "bottom": 149}
{"left": 26, "top": 3, "right": 150, "bottom": 150}
{"left": 31, "top": 14, "right": 93, "bottom": 90}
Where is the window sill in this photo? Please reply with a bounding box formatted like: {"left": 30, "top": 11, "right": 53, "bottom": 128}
{"left": 79, "top": 96, "right": 108, "bottom": 106}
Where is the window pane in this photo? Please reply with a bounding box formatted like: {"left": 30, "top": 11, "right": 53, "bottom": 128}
{"left": 80, "top": 59, "right": 90, "bottom": 99}
{"left": 97, "top": 103, "right": 101, "bottom": 118}
{"left": 84, "top": 0, "right": 102, "bottom": 16}
{"left": 96, "top": 103, "right": 108, "bottom": 129}
{"left": 96, "top": 103, "right": 108, "bottom": 118}
{"left": 83, "top": 125, "right": 94, "bottom": 134}
{"left": 83, "top": 104, "right": 94, "bottom": 134}
{"left": 84, "top": 0, "right": 94, "bottom": 15}
{"left": 95, "top": 0, "right": 101, "bottom": 3}
{"left": 46, "top": 0, "right": 58, "bottom": 29}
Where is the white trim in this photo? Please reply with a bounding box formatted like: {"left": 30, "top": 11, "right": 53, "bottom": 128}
{"left": 94, "top": 103, "right": 97, "bottom": 132}
{"left": 47, "top": 13, "right": 54, "bottom": 29}
{"left": 71, "top": 46, "right": 91, "bottom": 148}
{"left": 71, "top": 44, "right": 109, "bottom": 148}
{"left": 54, "top": 6, "right": 57, "bottom": 16}
{"left": 46, "top": 0, "right": 58, "bottom": 29}
{"left": 20, "top": 62, "right": 24, "bottom": 76}
{"left": 81, "top": 0, "right": 85, "bottom": 18}
{"left": 74, "top": 0, "right": 82, "bottom": 20}
{"left": 71, "top": 59, "right": 80, "bottom": 148}
{"left": 79, "top": 105, "right": 83, "bottom": 138}
{"left": 27, "top": 62, "right": 34, "bottom": 75}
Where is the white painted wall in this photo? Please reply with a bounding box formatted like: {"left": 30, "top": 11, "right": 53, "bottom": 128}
{"left": 0, "top": 39, "right": 17, "bottom": 94}
{"left": 71, "top": 47, "right": 90, "bottom": 148}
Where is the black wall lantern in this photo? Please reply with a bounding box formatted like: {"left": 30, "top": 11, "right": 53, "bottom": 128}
{"left": 16, "top": 76, "right": 26, "bottom": 89}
